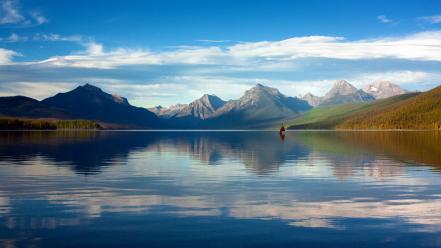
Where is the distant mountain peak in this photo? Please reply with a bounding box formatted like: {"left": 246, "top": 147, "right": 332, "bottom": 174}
{"left": 335, "top": 79, "right": 352, "bottom": 86}
{"left": 151, "top": 94, "right": 226, "bottom": 120}
{"left": 41, "top": 84, "right": 160, "bottom": 128}
{"left": 81, "top": 83, "right": 103, "bottom": 92}
{"left": 323, "top": 80, "right": 361, "bottom": 99}
{"left": 245, "top": 83, "right": 280, "bottom": 98}
{"left": 301, "top": 92, "right": 322, "bottom": 107}
{"left": 72, "top": 84, "right": 130, "bottom": 105}
{"left": 194, "top": 94, "right": 225, "bottom": 111}
{"left": 200, "top": 93, "right": 217, "bottom": 101}
{"left": 325, "top": 80, "right": 358, "bottom": 98}
{"left": 320, "top": 80, "right": 374, "bottom": 106}
{"left": 364, "top": 81, "right": 407, "bottom": 99}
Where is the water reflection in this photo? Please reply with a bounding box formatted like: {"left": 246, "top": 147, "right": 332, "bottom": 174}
{"left": 1, "top": 131, "right": 440, "bottom": 175}
{"left": 0, "top": 131, "right": 441, "bottom": 247}
{"left": 0, "top": 131, "right": 159, "bottom": 174}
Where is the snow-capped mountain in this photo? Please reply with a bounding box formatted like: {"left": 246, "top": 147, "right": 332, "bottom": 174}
{"left": 149, "top": 94, "right": 226, "bottom": 120}
{"left": 153, "top": 83, "right": 311, "bottom": 128}
{"left": 364, "top": 81, "right": 407, "bottom": 99}
{"left": 320, "top": 80, "right": 375, "bottom": 106}
{"left": 301, "top": 92, "right": 322, "bottom": 107}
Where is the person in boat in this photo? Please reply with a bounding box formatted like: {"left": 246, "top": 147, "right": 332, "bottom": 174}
{"left": 279, "top": 124, "right": 286, "bottom": 135}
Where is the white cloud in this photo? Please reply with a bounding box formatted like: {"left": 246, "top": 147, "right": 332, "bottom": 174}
{"left": 346, "top": 71, "right": 441, "bottom": 88}
{"left": 377, "top": 15, "right": 393, "bottom": 23}
{"left": 86, "top": 42, "right": 104, "bottom": 56}
{"left": 0, "top": 0, "right": 47, "bottom": 26}
{"left": 33, "top": 33, "right": 83, "bottom": 42}
{"left": 0, "top": 47, "right": 19, "bottom": 64}
{"left": 418, "top": 15, "right": 441, "bottom": 24}
{"left": 1, "top": 33, "right": 84, "bottom": 43}
{"left": 29, "top": 10, "right": 48, "bottom": 25}
{"left": 7, "top": 32, "right": 21, "bottom": 42}
{"left": 0, "top": 32, "right": 28, "bottom": 42}
{"left": 0, "top": 0, "right": 23, "bottom": 24}
{"left": 196, "top": 39, "right": 234, "bottom": 43}
{"left": 0, "top": 82, "right": 75, "bottom": 99}
{"left": 30, "top": 30, "right": 441, "bottom": 69}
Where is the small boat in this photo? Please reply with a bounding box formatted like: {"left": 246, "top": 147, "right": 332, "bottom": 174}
{"left": 279, "top": 125, "right": 286, "bottom": 136}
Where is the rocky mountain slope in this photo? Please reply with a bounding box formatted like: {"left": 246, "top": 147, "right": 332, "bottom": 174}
{"left": 154, "top": 84, "right": 311, "bottom": 128}
{"left": 319, "top": 80, "right": 375, "bottom": 106}
{"left": 301, "top": 92, "right": 322, "bottom": 107}
{"left": 364, "top": 81, "right": 408, "bottom": 99}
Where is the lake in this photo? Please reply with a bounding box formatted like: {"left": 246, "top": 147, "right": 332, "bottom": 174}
{"left": 0, "top": 130, "right": 441, "bottom": 248}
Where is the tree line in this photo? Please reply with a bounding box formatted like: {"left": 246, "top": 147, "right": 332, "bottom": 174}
{"left": 0, "top": 118, "right": 101, "bottom": 130}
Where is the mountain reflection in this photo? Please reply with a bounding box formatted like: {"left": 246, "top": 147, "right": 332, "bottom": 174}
{"left": 0, "top": 131, "right": 159, "bottom": 174}
{"left": 143, "top": 132, "right": 310, "bottom": 175}
{"left": 0, "top": 131, "right": 440, "bottom": 175}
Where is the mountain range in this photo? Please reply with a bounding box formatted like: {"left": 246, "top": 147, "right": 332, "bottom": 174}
{"left": 150, "top": 83, "right": 311, "bottom": 128}
{"left": 288, "top": 84, "right": 441, "bottom": 130}
{"left": 299, "top": 80, "right": 406, "bottom": 107}
{"left": 1, "top": 80, "right": 429, "bottom": 130}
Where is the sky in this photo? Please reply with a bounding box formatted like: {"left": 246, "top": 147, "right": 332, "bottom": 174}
{"left": 0, "top": 0, "right": 441, "bottom": 107}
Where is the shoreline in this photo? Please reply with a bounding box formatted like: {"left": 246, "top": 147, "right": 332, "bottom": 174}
{"left": 0, "top": 129, "right": 439, "bottom": 132}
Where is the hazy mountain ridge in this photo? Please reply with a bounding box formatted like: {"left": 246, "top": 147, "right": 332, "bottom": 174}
{"left": 154, "top": 83, "right": 311, "bottom": 128}
{"left": 149, "top": 94, "right": 226, "bottom": 120}
{"left": 300, "top": 80, "right": 408, "bottom": 107}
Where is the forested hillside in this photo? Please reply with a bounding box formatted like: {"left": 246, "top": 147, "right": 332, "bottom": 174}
{"left": 337, "top": 85, "right": 441, "bottom": 129}
{"left": 287, "top": 93, "right": 418, "bottom": 129}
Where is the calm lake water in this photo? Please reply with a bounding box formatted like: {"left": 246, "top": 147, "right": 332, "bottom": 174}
{"left": 0, "top": 131, "right": 441, "bottom": 248}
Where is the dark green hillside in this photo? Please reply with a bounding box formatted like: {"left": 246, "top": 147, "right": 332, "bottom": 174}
{"left": 338, "top": 85, "right": 441, "bottom": 129}
{"left": 0, "top": 96, "right": 67, "bottom": 118}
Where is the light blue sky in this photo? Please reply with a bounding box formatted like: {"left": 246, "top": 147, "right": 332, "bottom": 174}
{"left": 1, "top": 0, "right": 441, "bottom": 107}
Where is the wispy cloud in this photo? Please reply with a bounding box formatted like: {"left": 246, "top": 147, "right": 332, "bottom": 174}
{"left": 196, "top": 39, "right": 234, "bottom": 43}
{"left": 0, "top": 82, "right": 74, "bottom": 99}
{"left": 0, "top": 0, "right": 47, "bottom": 26}
{"left": 418, "top": 15, "right": 441, "bottom": 24}
{"left": 0, "top": 0, "right": 23, "bottom": 24}
{"left": 0, "top": 32, "right": 27, "bottom": 42}
{"left": 32, "top": 33, "right": 83, "bottom": 42}
{"left": 29, "top": 10, "right": 48, "bottom": 25}
{"left": 0, "top": 32, "right": 88, "bottom": 46}
{"left": 377, "top": 15, "right": 394, "bottom": 24}
{"left": 26, "top": 30, "right": 441, "bottom": 69}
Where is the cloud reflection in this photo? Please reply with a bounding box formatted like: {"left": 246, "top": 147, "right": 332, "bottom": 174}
{"left": 0, "top": 130, "right": 441, "bottom": 239}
